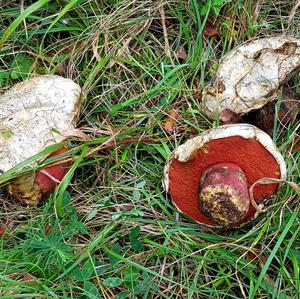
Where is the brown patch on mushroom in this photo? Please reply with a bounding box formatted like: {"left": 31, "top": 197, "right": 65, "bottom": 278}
{"left": 8, "top": 148, "right": 71, "bottom": 206}
{"left": 8, "top": 173, "right": 42, "bottom": 206}
{"left": 199, "top": 189, "right": 246, "bottom": 227}
{"left": 274, "top": 41, "right": 297, "bottom": 55}
{"left": 216, "top": 80, "right": 226, "bottom": 93}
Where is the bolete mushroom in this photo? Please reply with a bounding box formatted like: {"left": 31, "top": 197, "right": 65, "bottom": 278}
{"left": 202, "top": 36, "right": 300, "bottom": 123}
{"left": 163, "top": 124, "right": 286, "bottom": 228}
{"left": 0, "top": 75, "right": 82, "bottom": 206}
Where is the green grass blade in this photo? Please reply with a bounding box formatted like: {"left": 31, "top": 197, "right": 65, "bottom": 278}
{"left": 55, "top": 146, "right": 88, "bottom": 217}
{"left": 0, "top": 0, "right": 51, "bottom": 48}
{"left": 45, "top": 0, "right": 79, "bottom": 34}
{"left": 250, "top": 212, "right": 299, "bottom": 298}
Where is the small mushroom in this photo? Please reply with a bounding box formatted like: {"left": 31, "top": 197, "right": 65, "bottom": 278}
{"left": 202, "top": 36, "right": 300, "bottom": 122}
{"left": 0, "top": 75, "right": 82, "bottom": 206}
{"left": 163, "top": 124, "right": 286, "bottom": 228}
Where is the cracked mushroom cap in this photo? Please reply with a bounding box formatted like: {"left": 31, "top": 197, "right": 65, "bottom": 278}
{"left": 0, "top": 75, "right": 81, "bottom": 173}
{"left": 202, "top": 36, "right": 300, "bottom": 122}
{"left": 163, "top": 124, "right": 287, "bottom": 228}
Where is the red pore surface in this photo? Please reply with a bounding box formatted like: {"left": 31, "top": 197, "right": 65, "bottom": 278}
{"left": 34, "top": 148, "right": 70, "bottom": 194}
{"left": 168, "top": 136, "right": 281, "bottom": 226}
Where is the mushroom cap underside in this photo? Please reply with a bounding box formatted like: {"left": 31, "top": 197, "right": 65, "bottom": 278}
{"left": 164, "top": 124, "right": 286, "bottom": 227}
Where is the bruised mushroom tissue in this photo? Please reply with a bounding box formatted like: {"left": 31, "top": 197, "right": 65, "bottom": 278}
{"left": 0, "top": 75, "right": 82, "bottom": 205}
{"left": 202, "top": 37, "right": 300, "bottom": 122}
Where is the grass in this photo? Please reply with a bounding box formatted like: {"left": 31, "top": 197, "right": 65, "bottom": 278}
{"left": 0, "top": 0, "right": 299, "bottom": 298}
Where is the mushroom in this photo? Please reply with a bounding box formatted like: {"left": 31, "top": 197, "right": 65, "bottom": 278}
{"left": 0, "top": 75, "right": 82, "bottom": 206}
{"left": 202, "top": 36, "right": 300, "bottom": 123}
{"left": 163, "top": 124, "right": 286, "bottom": 228}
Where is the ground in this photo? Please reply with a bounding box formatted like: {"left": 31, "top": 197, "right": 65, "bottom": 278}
{"left": 0, "top": 1, "right": 299, "bottom": 298}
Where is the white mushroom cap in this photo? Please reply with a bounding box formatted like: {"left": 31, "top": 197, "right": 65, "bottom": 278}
{"left": 0, "top": 75, "right": 81, "bottom": 172}
{"left": 202, "top": 36, "right": 300, "bottom": 119}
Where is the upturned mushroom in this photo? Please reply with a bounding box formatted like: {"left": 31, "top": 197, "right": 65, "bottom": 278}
{"left": 202, "top": 36, "right": 300, "bottom": 123}
{"left": 163, "top": 124, "right": 286, "bottom": 228}
{"left": 0, "top": 75, "right": 82, "bottom": 206}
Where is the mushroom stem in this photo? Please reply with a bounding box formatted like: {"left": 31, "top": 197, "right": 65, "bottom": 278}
{"left": 8, "top": 148, "right": 70, "bottom": 206}
{"left": 198, "top": 163, "right": 250, "bottom": 227}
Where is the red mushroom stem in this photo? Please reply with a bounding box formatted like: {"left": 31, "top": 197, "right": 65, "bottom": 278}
{"left": 198, "top": 163, "right": 250, "bottom": 227}
{"left": 8, "top": 148, "right": 71, "bottom": 206}
{"left": 34, "top": 147, "right": 70, "bottom": 195}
